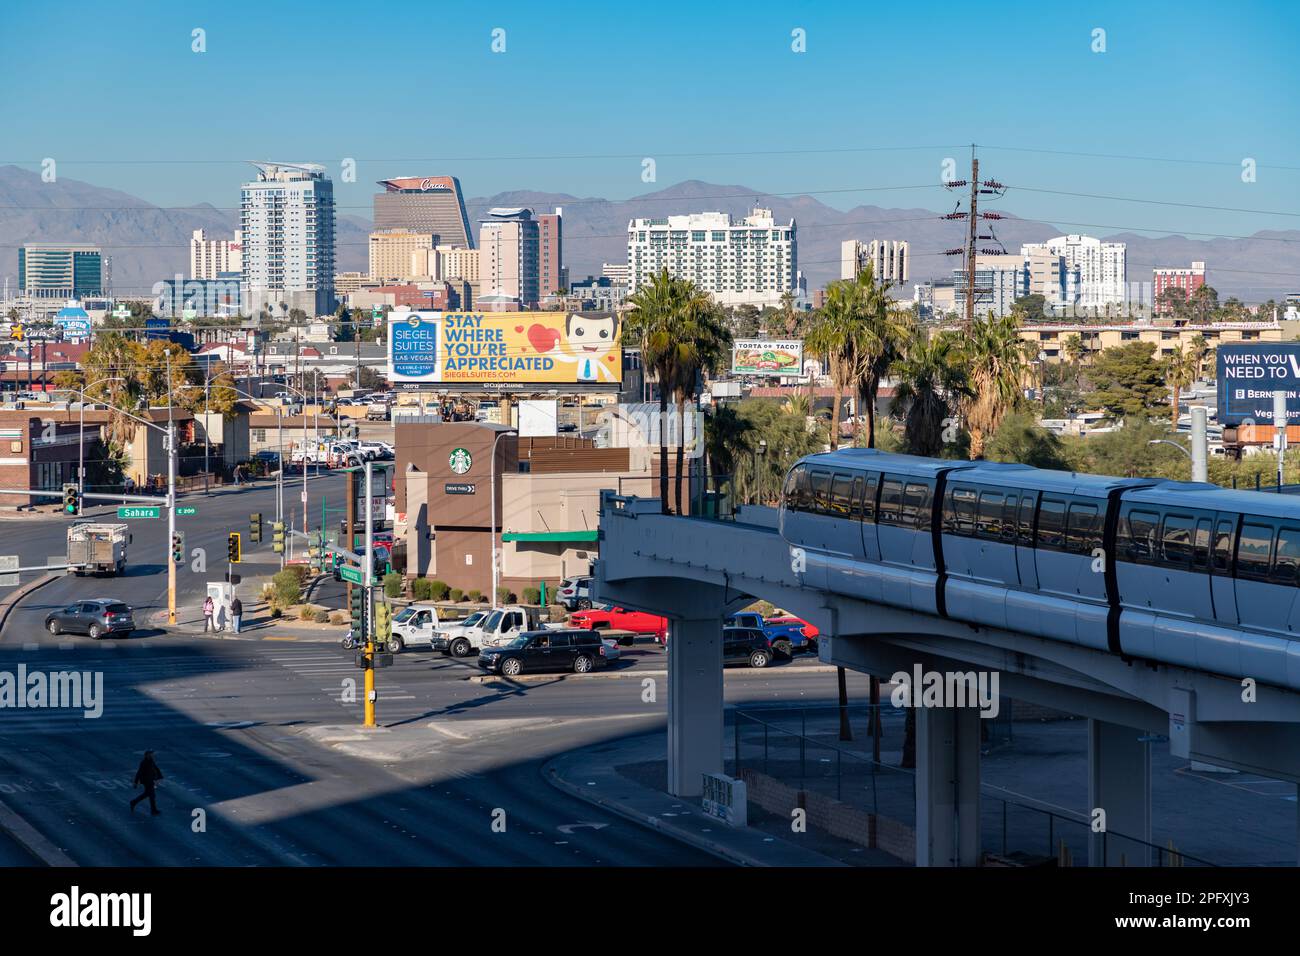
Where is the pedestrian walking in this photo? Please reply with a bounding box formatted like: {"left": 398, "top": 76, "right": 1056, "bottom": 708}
{"left": 202, "top": 595, "right": 214, "bottom": 632}
{"left": 129, "top": 751, "right": 163, "bottom": 815}
{"left": 230, "top": 595, "right": 243, "bottom": 633}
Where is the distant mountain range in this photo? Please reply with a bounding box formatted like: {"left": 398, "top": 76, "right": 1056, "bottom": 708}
{"left": 0, "top": 165, "right": 1294, "bottom": 304}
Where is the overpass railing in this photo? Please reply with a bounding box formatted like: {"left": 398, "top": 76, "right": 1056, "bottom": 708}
{"left": 733, "top": 706, "right": 1215, "bottom": 867}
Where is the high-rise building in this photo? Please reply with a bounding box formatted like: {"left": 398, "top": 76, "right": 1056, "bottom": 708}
{"left": 1022, "top": 249, "right": 1078, "bottom": 308}
{"left": 240, "top": 162, "right": 336, "bottom": 316}
{"left": 1153, "top": 261, "right": 1207, "bottom": 314}
{"left": 1020, "top": 235, "right": 1126, "bottom": 308}
{"left": 626, "top": 208, "right": 797, "bottom": 308}
{"left": 601, "top": 262, "right": 629, "bottom": 285}
{"left": 952, "top": 254, "right": 1024, "bottom": 318}
{"left": 478, "top": 208, "right": 540, "bottom": 308}
{"left": 373, "top": 176, "right": 473, "bottom": 249}
{"left": 538, "top": 208, "right": 564, "bottom": 298}
{"left": 19, "top": 244, "right": 104, "bottom": 298}
{"left": 841, "top": 239, "right": 908, "bottom": 283}
{"left": 190, "top": 229, "right": 243, "bottom": 280}
{"left": 333, "top": 272, "right": 365, "bottom": 298}
{"left": 368, "top": 230, "right": 439, "bottom": 282}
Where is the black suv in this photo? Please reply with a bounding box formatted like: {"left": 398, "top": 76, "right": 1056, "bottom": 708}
{"left": 478, "top": 629, "right": 609, "bottom": 676}
{"left": 45, "top": 599, "right": 135, "bottom": 639}
{"left": 722, "top": 627, "right": 774, "bottom": 668}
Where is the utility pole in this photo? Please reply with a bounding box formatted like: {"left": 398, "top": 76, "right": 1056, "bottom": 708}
{"left": 942, "top": 145, "right": 1007, "bottom": 326}
{"left": 966, "top": 147, "right": 978, "bottom": 326}
{"left": 363, "top": 461, "right": 376, "bottom": 728}
{"left": 166, "top": 348, "right": 178, "bottom": 626}
{"left": 345, "top": 467, "right": 354, "bottom": 631}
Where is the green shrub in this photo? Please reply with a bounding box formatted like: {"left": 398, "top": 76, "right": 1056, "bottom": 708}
{"left": 383, "top": 571, "right": 403, "bottom": 599}
{"left": 313, "top": 609, "right": 329, "bottom": 623}
{"left": 522, "top": 587, "right": 540, "bottom": 605}
{"left": 468, "top": 589, "right": 483, "bottom": 603}
{"left": 298, "top": 605, "right": 316, "bottom": 621}
{"left": 429, "top": 579, "right": 450, "bottom": 601}
{"left": 450, "top": 588, "right": 464, "bottom": 602}
{"left": 272, "top": 569, "right": 303, "bottom": 608}
{"left": 411, "top": 578, "right": 434, "bottom": 601}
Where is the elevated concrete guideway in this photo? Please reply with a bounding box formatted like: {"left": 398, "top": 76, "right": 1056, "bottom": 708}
{"left": 594, "top": 491, "right": 1300, "bottom": 866}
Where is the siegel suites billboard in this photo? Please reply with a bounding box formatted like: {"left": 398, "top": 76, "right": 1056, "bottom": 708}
{"left": 1217, "top": 343, "right": 1300, "bottom": 425}
{"left": 388, "top": 311, "right": 622, "bottom": 387}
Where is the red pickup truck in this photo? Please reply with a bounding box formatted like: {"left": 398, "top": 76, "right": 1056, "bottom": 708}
{"left": 569, "top": 606, "right": 668, "bottom": 642}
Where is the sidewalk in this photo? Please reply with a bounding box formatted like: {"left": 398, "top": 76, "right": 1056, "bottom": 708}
{"left": 545, "top": 731, "right": 853, "bottom": 867}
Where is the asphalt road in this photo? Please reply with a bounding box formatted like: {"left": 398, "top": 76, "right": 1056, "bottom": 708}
{"left": 0, "top": 634, "right": 863, "bottom": 865}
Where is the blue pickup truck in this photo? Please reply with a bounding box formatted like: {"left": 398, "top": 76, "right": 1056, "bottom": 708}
{"left": 724, "top": 612, "right": 816, "bottom": 659}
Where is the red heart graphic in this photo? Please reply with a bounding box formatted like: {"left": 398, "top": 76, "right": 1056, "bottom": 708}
{"left": 514, "top": 325, "right": 524, "bottom": 333}
{"left": 527, "top": 324, "right": 560, "bottom": 353}
{"left": 606, "top": 355, "right": 616, "bottom": 362}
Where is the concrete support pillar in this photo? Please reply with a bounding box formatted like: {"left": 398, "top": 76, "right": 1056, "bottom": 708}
{"left": 666, "top": 617, "right": 724, "bottom": 797}
{"left": 1088, "top": 719, "right": 1151, "bottom": 866}
{"left": 915, "top": 706, "right": 981, "bottom": 866}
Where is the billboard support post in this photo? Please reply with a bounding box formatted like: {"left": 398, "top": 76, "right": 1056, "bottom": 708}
{"left": 1191, "top": 406, "right": 1208, "bottom": 484}
{"left": 1275, "top": 390, "right": 1288, "bottom": 490}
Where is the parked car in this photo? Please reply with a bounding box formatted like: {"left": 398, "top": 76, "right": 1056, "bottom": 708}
{"left": 569, "top": 605, "right": 667, "bottom": 641}
{"left": 557, "top": 575, "right": 593, "bottom": 611}
{"left": 722, "top": 627, "right": 774, "bottom": 668}
{"left": 477, "top": 629, "right": 610, "bottom": 676}
{"left": 431, "top": 610, "right": 489, "bottom": 657}
{"left": 725, "top": 611, "right": 816, "bottom": 658}
{"left": 45, "top": 599, "right": 135, "bottom": 640}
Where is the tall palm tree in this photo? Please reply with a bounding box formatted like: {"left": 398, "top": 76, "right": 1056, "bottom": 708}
{"left": 850, "top": 265, "right": 913, "bottom": 447}
{"left": 703, "top": 404, "right": 753, "bottom": 508}
{"left": 804, "top": 278, "right": 864, "bottom": 451}
{"left": 962, "top": 311, "right": 1034, "bottom": 459}
{"left": 670, "top": 299, "right": 732, "bottom": 515}
{"left": 624, "top": 270, "right": 679, "bottom": 511}
{"left": 1163, "top": 345, "right": 1198, "bottom": 429}
{"left": 890, "top": 329, "right": 971, "bottom": 457}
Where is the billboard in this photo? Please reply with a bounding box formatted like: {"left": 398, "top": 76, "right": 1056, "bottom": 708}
{"left": 732, "top": 339, "right": 803, "bottom": 376}
{"left": 388, "top": 311, "right": 622, "bottom": 387}
{"left": 1217, "top": 344, "right": 1300, "bottom": 425}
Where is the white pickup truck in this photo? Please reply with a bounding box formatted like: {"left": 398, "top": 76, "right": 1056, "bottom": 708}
{"left": 388, "top": 603, "right": 441, "bottom": 652}
{"left": 430, "top": 609, "right": 490, "bottom": 657}
{"left": 458, "top": 605, "right": 563, "bottom": 654}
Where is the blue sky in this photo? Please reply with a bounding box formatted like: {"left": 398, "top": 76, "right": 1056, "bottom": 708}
{"left": 1, "top": 0, "right": 1297, "bottom": 238}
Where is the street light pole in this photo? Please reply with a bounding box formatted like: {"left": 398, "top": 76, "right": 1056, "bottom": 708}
{"left": 166, "top": 348, "right": 177, "bottom": 626}
{"left": 489, "top": 428, "right": 516, "bottom": 608}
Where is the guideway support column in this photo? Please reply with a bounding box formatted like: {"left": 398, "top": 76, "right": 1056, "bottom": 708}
{"left": 667, "top": 616, "right": 724, "bottom": 798}
{"left": 915, "top": 705, "right": 982, "bottom": 866}
{"left": 1088, "top": 719, "right": 1151, "bottom": 866}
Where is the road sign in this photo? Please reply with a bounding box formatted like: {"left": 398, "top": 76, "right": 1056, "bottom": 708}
{"left": 118, "top": 506, "right": 161, "bottom": 519}
{"left": 0, "top": 555, "right": 17, "bottom": 588}
{"left": 176, "top": 506, "right": 198, "bottom": 516}
{"left": 339, "top": 565, "right": 363, "bottom": 585}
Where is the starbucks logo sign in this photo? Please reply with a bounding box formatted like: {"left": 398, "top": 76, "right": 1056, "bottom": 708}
{"left": 449, "top": 447, "right": 472, "bottom": 475}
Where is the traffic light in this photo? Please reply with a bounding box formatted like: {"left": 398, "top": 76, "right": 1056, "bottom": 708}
{"left": 62, "top": 483, "right": 79, "bottom": 516}
{"left": 349, "top": 586, "right": 365, "bottom": 637}
{"left": 374, "top": 602, "right": 392, "bottom": 645}
{"left": 250, "top": 512, "right": 263, "bottom": 543}
{"left": 227, "top": 532, "right": 241, "bottom": 564}
{"left": 272, "top": 521, "right": 285, "bottom": 554}
{"left": 171, "top": 531, "right": 185, "bottom": 564}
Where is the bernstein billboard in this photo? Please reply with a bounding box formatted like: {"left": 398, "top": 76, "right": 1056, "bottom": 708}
{"left": 388, "top": 311, "right": 622, "bottom": 386}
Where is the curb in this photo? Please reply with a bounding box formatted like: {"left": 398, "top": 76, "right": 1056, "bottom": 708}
{"left": 469, "top": 663, "right": 840, "bottom": 685}
{"left": 0, "top": 799, "right": 77, "bottom": 867}
{"left": 0, "top": 572, "right": 59, "bottom": 643}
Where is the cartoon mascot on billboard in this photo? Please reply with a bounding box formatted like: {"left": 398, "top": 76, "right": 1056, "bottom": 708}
{"left": 552, "top": 313, "right": 621, "bottom": 384}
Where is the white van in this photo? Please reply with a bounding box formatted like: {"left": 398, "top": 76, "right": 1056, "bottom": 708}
{"left": 388, "top": 604, "right": 441, "bottom": 652}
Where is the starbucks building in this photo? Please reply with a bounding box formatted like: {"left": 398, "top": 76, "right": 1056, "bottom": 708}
{"left": 394, "top": 420, "right": 676, "bottom": 598}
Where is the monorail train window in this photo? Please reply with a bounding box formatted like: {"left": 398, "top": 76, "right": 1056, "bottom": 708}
{"left": 1036, "top": 498, "right": 1067, "bottom": 550}
{"left": 1273, "top": 527, "right": 1300, "bottom": 584}
{"left": 830, "top": 473, "right": 854, "bottom": 516}
{"left": 1018, "top": 495, "right": 1036, "bottom": 546}
{"left": 1065, "top": 502, "right": 1102, "bottom": 554}
{"left": 809, "top": 470, "right": 831, "bottom": 515}
{"left": 1160, "top": 514, "right": 1196, "bottom": 567}
{"left": 1237, "top": 523, "right": 1273, "bottom": 581}
{"left": 1121, "top": 509, "right": 1160, "bottom": 562}
{"left": 850, "top": 476, "right": 864, "bottom": 519}
{"left": 1194, "top": 519, "right": 1212, "bottom": 568}
{"left": 878, "top": 478, "right": 903, "bottom": 525}
{"left": 783, "top": 466, "right": 807, "bottom": 511}
{"left": 904, "top": 483, "right": 933, "bottom": 531}
{"left": 977, "top": 491, "right": 1004, "bottom": 539}
{"left": 1213, "top": 519, "right": 1234, "bottom": 572}
{"left": 945, "top": 487, "right": 977, "bottom": 535}
{"left": 1002, "top": 494, "right": 1019, "bottom": 542}
{"left": 862, "top": 474, "right": 878, "bottom": 523}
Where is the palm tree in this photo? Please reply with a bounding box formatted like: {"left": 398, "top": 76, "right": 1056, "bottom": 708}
{"left": 670, "top": 299, "right": 732, "bottom": 515}
{"left": 782, "top": 389, "right": 813, "bottom": 421}
{"left": 850, "top": 265, "right": 913, "bottom": 448}
{"left": 804, "top": 278, "right": 864, "bottom": 450}
{"left": 962, "top": 311, "right": 1034, "bottom": 459}
{"left": 1163, "top": 345, "right": 1198, "bottom": 429}
{"left": 890, "top": 329, "right": 971, "bottom": 457}
{"left": 703, "top": 404, "right": 753, "bottom": 509}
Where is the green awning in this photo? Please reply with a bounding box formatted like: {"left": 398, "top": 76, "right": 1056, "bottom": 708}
{"left": 501, "top": 530, "right": 599, "bottom": 543}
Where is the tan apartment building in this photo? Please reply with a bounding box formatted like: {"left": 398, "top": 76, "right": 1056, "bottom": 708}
{"left": 1018, "top": 321, "right": 1300, "bottom": 362}
{"left": 369, "top": 230, "right": 439, "bottom": 283}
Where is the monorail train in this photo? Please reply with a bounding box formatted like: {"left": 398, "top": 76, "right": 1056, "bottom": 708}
{"left": 778, "top": 448, "right": 1300, "bottom": 691}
